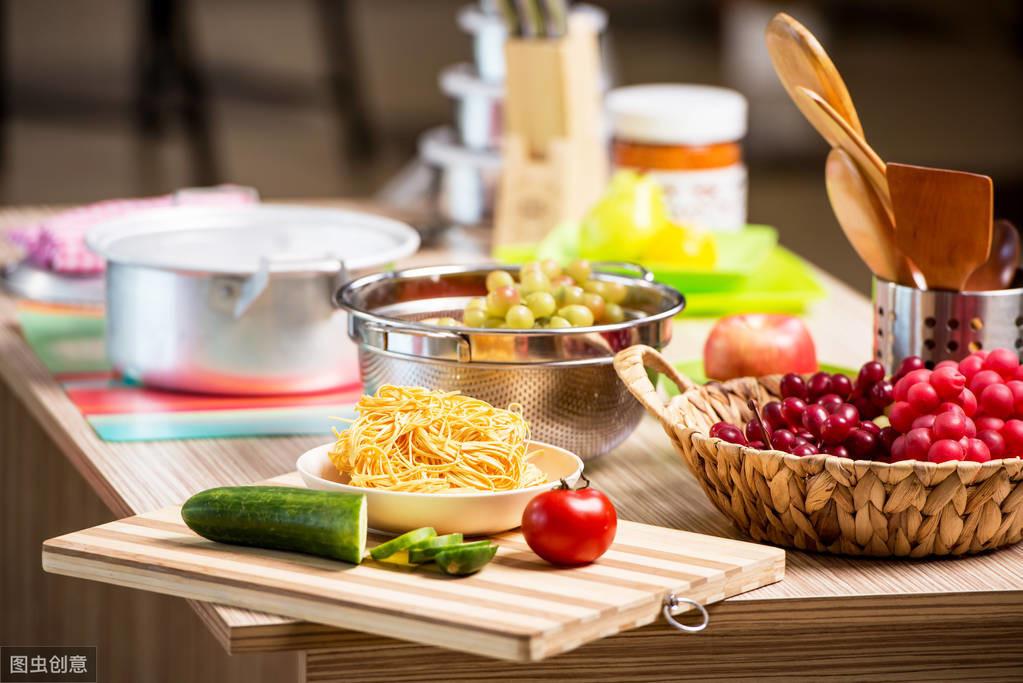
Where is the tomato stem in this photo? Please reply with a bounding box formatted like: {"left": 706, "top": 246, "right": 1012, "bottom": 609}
{"left": 558, "top": 473, "right": 591, "bottom": 491}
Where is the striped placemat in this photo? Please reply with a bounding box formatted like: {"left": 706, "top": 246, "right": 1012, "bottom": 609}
{"left": 17, "top": 302, "right": 359, "bottom": 441}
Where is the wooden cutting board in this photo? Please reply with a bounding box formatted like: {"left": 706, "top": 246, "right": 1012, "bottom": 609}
{"left": 42, "top": 473, "right": 785, "bottom": 662}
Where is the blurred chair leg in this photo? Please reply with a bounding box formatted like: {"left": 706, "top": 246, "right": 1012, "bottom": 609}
{"left": 135, "top": 0, "right": 169, "bottom": 137}
{"left": 173, "top": 0, "right": 218, "bottom": 186}
{"left": 0, "top": 0, "right": 8, "bottom": 176}
{"left": 1015, "top": 5, "right": 1023, "bottom": 58}
{"left": 315, "top": 0, "right": 375, "bottom": 161}
{"left": 134, "top": 0, "right": 218, "bottom": 186}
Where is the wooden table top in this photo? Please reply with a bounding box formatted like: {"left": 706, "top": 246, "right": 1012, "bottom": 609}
{"left": 3, "top": 203, "right": 1022, "bottom": 657}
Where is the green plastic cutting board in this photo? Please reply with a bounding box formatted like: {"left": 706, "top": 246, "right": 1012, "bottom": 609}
{"left": 682, "top": 246, "right": 825, "bottom": 317}
{"left": 493, "top": 221, "right": 825, "bottom": 315}
{"left": 495, "top": 242, "right": 824, "bottom": 317}
{"left": 494, "top": 223, "right": 778, "bottom": 293}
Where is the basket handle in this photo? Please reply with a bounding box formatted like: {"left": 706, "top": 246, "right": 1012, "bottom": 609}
{"left": 613, "top": 345, "right": 697, "bottom": 423}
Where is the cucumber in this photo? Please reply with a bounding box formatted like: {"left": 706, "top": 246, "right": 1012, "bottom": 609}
{"left": 370, "top": 527, "right": 436, "bottom": 561}
{"left": 407, "top": 534, "right": 464, "bottom": 564}
{"left": 181, "top": 486, "right": 367, "bottom": 565}
{"left": 435, "top": 542, "right": 499, "bottom": 576}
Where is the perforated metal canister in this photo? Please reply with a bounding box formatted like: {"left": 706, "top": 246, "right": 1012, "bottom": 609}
{"left": 873, "top": 277, "right": 1023, "bottom": 372}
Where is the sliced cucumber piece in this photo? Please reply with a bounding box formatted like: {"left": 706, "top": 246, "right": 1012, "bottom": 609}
{"left": 378, "top": 550, "right": 414, "bottom": 566}
{"left": 435, "top": 542, "right": 499, "bottom": 576}
{"left": 407, "top": 533, "right": 465, "bottom": 564}
{"left": 369, "top": 527, "right": 436, "bottom": 561}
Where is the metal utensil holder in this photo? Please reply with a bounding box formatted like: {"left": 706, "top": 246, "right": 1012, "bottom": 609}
{"left": 873, "top": 277, "right": 1023, "bottom": 371}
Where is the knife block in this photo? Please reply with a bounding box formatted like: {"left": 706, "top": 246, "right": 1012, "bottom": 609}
{"left": 493, "top": 17, "right": 607, "bottom": 249}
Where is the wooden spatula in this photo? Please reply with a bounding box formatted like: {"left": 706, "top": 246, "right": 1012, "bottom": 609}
{"left": 825, "top": 149, "right": 919, "bottom": 286}
{"left": 793, "top": 87, "right": 890, "bottom": 214}
{"left": 766, "top": 13, "right": 863, "bottom": 135}
{"left": 888, "top": 162, "right": 993, "bottom": 291}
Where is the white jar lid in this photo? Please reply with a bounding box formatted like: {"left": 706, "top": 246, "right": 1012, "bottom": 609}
{"left": 606, "top": 84, "right": 748, "bottom": 146}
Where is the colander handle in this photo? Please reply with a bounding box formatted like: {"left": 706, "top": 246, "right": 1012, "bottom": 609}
{"left": 613, "top": 345, "right": 697, "bottom": 423}
{"left": 593, "top": 261, "right": 654, "bottom": 281}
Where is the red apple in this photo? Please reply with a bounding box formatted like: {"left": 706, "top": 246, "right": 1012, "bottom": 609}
{"left": 703, "top": 314, "right": 818, "bottom": 380}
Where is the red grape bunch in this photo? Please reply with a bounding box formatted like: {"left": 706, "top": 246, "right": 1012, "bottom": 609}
{"left": 710, "top": 348, "right": 1023, "bottom": 464}
{"left": 710, "top": 361, "right": 896, "bottom": 459}
{"left": 887, "top": 348, "right": 1023, "bottom": 463}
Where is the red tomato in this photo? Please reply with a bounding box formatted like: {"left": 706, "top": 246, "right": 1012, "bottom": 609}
{"left": 521, "top": 480, "right": 617, "bottom": 566}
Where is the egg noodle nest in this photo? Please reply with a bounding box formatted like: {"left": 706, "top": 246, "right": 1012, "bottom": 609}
{"left": 328, "top": 385, "right": 546, "bottom": 493}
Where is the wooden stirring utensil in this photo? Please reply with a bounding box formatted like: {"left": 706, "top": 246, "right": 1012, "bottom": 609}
{"left": 825, "top": 149, "right": 919, "bottom": 286}
{"left": 965, "top": 219, "right": 1020, "bottom": 290}
{"left": 888, "top": 163, "right": 993, "bottom": 291}
{"left": 793, "top": 86, "right": 890, "bottom": 214}
{"left": 766, "top": 13, "right": 863, "bottom": 135}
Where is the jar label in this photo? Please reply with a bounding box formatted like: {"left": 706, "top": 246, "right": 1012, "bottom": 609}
{"left": 628, "top": 164, "right": 747, "bottom": 232}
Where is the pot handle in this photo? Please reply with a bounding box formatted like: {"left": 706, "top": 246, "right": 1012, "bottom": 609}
{"left": 233, "top": 256, "right": 347, "bottom": 319}
{"left": 593, "top": 261, "right": 653, "bottom": 282}
{"left": 613, "top": 344, "right": 697, "bottom": 424}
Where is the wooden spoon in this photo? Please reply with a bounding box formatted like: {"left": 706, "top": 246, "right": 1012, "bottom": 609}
{"left": 766, "top": 13, "right": 863, "bottom": 135}
{"left": 793, "top": 86, "right": 890, "bottom": 214}
{"left": 825, "top": 149, "right": 919, "bottom": 286}
{"left": 888, "top": 162, "right": 993, "bottom": 291}
{"left": 965, "top": 219, "right": 1020, "bottom": 290}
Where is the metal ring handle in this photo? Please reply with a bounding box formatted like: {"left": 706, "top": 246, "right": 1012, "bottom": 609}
{"left": 362, "top": 321, "right": 472, "bottom": 363}
{"left": 593, "top": 261, "right": 654, "bottom": 282}
{"left": 662, "top": 594, "right": 710, "bottom": 633}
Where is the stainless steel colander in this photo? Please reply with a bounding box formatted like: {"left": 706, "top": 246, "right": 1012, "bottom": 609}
{"left": 336, "top": 264, "right": 685, "bottom": 459}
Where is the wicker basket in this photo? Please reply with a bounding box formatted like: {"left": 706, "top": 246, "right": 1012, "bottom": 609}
{"left": 614, "top": 345, "right": 1023, "bottom": 557}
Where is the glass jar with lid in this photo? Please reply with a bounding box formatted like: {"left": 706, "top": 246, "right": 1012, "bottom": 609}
{"left": 606, "top": 84, "right": 748, "bottom": 232}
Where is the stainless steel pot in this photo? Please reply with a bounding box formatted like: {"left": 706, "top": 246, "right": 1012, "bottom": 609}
{"left": 337, "top": 263, "right": 685, "bottom": 459}
{"left": 87, "top": 205, "right": 420, "bottom": 395}
{"left": 439, "top": 64, "right": 503, "bottom": 150}
{"left": 418, "top": 127, "right": 501, "bottom": 226}
{"left": 1, "top": 260, "right": 105, "bottom": 306}
{"left": 456, "top": 4, "right": 508, "bottom": 83}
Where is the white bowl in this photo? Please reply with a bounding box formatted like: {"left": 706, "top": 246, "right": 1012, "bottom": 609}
{"left": 296, "top": 440, "right": 583, "bottom": 536}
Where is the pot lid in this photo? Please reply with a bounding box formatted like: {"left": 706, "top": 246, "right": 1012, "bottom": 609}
{"left": 86, "top": 204, "right": 421, "bottom": 275}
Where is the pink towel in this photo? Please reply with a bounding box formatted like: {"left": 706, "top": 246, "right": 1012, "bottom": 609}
{"left": 9, "top": 185, "right": 259, "bottom": 275}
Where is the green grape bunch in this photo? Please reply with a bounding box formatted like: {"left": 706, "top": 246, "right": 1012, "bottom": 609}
{"left": 432, "top": 260, "right": 629, "bottom": 330}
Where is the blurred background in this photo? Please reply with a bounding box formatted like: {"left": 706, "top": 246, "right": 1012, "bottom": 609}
{"left": 1, "top": 0, "right": 1021, "bottom": 293}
